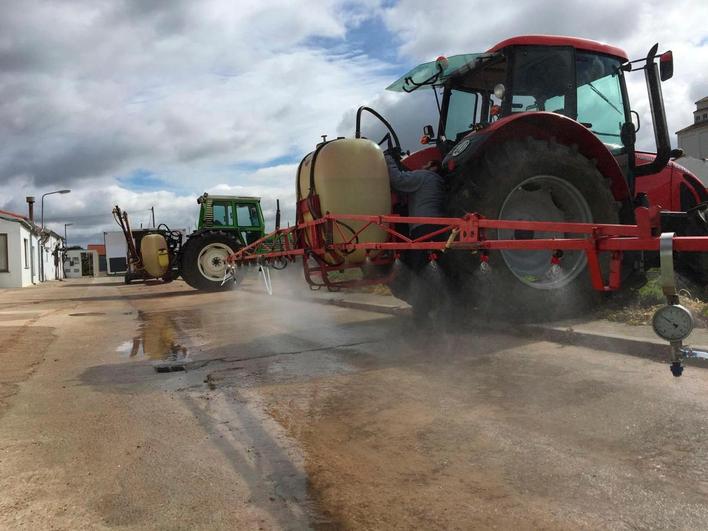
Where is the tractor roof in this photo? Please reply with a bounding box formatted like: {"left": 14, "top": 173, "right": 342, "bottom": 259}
{"left": 488, "top": 35, "right": 628, "bottom": 61}
{"left": 200, "top": 194, "right": 261, "bottom": 202}
{"left": 386, "top": 35, "right": 628, "bottom": 93}
{"left": 197, "top": 194, "right": 261, "bottom": 204}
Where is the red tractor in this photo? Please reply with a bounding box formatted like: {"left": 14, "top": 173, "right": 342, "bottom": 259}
{"left": 367, "top": 35, "right": 707, "bottom": 315}
{"left": 228, "top": 36, "right": 707, "bottom": 321}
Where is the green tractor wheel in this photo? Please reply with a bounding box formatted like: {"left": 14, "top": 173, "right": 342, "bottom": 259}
{"left": 181, "top": 231, "right": 241, "bottom": 291}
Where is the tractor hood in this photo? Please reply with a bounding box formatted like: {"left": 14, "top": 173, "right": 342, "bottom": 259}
{"left": 386, "top": 53, "right": 492, "bottom": 92}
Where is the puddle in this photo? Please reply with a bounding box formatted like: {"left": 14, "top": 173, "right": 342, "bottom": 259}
{"left": 117, "top": 311, "right": 191, "bottom": 362}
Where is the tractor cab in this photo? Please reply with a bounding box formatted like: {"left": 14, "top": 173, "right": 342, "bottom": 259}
{"left": 197, "top": 193, "right": 265, "bottom": 246}
{"left": 386, "top": 36, "right": 678, "bottom": 197}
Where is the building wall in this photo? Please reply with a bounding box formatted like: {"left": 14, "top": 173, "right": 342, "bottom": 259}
{"left": 678, "top": 127, "right": 708, "bottom": 159}
{"left": 105, "top": 231, "right": 128, "bottom": 274}
{"left": 0, "top": 218, "right": 65, "bottom": 288}
{"left": 40, "top": 234, "right": 64, "bottom": 281}
{"left": 0, "top": 219, "right": 35, "bottom": 288}
{"left": 64, "top": 250, "right": 98, "bottom": 278}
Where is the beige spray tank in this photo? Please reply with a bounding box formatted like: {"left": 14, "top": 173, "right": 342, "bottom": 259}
{"left": 297, "top": 138, "right": 391, "bottom": 265}
{"left": 140, "top": 233, "right": 170, "bottom": 278}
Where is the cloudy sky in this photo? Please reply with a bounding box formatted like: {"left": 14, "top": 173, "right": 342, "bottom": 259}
{"left": 1, "top": 0, "right": 706, "bottom": 246}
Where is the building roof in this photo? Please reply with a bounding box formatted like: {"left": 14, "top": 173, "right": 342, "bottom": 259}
{"left": 0, "top": 209, "right": 64, "bottom": 240}
{"left": 87, "top": 244, "right": 106, "bottom": 255}
{"left": 0, "top": 209, "right": 28, "bottom": 221}
{"left": 0, "top": 209, "right": 35, "bottom": 232}
{"left": 676, "top": 120, "right": 708, "bottom": 135}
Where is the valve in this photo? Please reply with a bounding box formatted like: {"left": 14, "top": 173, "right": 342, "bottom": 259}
{"left": 546, "top": 250, "right": 563, "bottom": 279}
{"left": 479, "top": 252, "right": 491, "bottom": 274}
{"left": 426, "top": 252, "right": 440, "bottom": 272}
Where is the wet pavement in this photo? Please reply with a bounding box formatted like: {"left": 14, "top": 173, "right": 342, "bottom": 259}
{"left": 1, "top": 275, "right": 707, "bottom": 529}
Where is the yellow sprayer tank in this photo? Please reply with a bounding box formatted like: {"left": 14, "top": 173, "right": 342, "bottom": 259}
{"left": 297, "top": 138, "right": 391, "bottom": 265}
{"left": 140, "top": 233, "right": 170, "bottom": 278}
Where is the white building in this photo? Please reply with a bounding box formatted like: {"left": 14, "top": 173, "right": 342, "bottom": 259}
{"left": 676, "top": 96, "right": 708, "bottom": 159}
{"left": 104, "top": 230, "right": 129, "bottom": 275}
{"left": 63, "top": 249, "right": 99, "bottom": 278}
{"left": 0, "top": 209, "right": 65, "bottom": 288}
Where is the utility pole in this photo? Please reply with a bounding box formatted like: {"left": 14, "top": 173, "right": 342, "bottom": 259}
{"left": 64, "top": 223, "right": 73, "bottom": 246}
{"left": 151, "top": 206, "right": 155, "bottom": 228}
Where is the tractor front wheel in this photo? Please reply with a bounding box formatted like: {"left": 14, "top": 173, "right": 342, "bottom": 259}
{"left": 181, "top": 231, "right": 240, "bottom": 291}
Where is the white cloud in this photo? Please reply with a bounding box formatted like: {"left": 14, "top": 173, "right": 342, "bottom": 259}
{"left": 1, "top": 0, "right": 706, "bottom": 249}
{"left": 0, "top": 0, "right": 391, "bottom": 245}
{"left": 380, "top": 0, "right": 708, "bottom": 149}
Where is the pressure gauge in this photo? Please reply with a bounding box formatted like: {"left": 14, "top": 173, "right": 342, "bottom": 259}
{"left": 652, "top": 304, "right": 694, "bottom": 342}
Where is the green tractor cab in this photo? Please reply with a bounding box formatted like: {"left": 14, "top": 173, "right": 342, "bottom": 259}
{"left": 181, "top": 193, "right": 266, "bottom": 291}
{"left": 196, "top": 193, "right": 265, "bottom": 244}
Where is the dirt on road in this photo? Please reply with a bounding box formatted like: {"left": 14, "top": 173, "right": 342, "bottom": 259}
{"left": 0, "top": 276, "right": 707, "bottom": 529}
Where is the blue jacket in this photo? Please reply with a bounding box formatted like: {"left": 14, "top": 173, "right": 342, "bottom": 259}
{"left": 385, "top": 155, "right": 445, "bottom": 227}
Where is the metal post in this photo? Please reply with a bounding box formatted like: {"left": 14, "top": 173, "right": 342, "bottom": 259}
{"left": 659, "top": 232, "right": 684, "bottom": 376}
{"left": 39, "top": 189, "right": 71, "bottom": 282}
{"left": 64, "top": 223, "right": 73, "bottom": 247}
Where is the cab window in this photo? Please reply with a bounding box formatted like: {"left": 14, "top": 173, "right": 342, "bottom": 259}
{"left": 445, "top": 89, "right": 479, "bottom": 140}
{"left": 212, "top": 203, "right": 233, "bottom": 226}
{"left": 576, "top": 52, "right": 625, "bottom": 146}
{"left": 236, "top": 205, "right": 259, "bottom": 228}
{"left": 509, "top": 47, "right": 573, "bottom": 116}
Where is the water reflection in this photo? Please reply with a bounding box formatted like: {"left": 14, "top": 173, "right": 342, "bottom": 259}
{"left": 117, "top": 311, "right": 190, "bottom": 362}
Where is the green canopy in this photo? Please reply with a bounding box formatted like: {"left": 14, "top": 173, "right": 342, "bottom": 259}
{"left": 385, "top": 53, "right": 487, "bottom": 92}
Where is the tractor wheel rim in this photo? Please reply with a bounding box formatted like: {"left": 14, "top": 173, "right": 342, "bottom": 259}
{"left": 197, "top": 243, "right": 232, "bottom": 281}
{"left": 498, "top": 174, "right": 593, "bottom": 290}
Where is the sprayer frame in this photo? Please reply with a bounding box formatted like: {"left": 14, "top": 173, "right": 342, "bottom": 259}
{"left": 226, "top": 199, "right": 708, "bottom": 291}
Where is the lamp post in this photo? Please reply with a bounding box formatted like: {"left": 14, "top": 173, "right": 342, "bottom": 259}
{"left": 41, "top": 189, "right": 71, "bottom": 229}
{"left": 39, "top": 189, "right": 71, "bottom": 281}
{"left": 64, "top": 223, "right": 73, "bottom": 247}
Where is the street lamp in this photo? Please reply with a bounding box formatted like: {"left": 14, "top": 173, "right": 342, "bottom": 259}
{"left": 64, "top": 223, "right": 73, "bottom": 246}
{"left": 41, "top": 189, "right": 71, "bottom": 229}
{"left": 39, "top": 189, "right": 71, "bottom": 281}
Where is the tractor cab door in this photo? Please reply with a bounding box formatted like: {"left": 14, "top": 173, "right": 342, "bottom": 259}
{"left": 234, "top": 202, "right": 264, "bottom": 245}
{"left": 209, "top": 201, "right": 234, "bottom": 227}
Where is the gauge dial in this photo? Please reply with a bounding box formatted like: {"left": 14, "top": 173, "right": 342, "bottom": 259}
{"left": 652, "top": 304, "right": 694, "bottom": 342}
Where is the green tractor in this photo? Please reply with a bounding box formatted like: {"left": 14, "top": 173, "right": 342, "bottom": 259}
{"left": 114, "top": 193, "right": 265, "bottom": 290}
{"left": 180, "top": 193, "right": 265, "bottom": 290}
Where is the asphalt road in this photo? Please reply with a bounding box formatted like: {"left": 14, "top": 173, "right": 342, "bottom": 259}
{"left": 0, "top": 275, "right": 707, "bottom": 529}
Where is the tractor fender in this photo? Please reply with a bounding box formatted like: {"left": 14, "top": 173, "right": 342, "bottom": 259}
{"left": 184, "top": 228, "right": 244, "bottom": 247}
{"left": 445, "top": 112, "right": 630, "bottom": 201}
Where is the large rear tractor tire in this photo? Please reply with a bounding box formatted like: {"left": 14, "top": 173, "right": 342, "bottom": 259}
{"left": 447, "top": 137, "right": 620, "bottom": 320}
{"left": 181, "top": 231, "right": 241, "bottom": 291}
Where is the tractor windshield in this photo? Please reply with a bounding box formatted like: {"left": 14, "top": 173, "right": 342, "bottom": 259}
{"left": 575, "top": 53, "right": 625, "bottom": 146}
{"left": 503, "top": 47, "right": 626, "bottom": 147}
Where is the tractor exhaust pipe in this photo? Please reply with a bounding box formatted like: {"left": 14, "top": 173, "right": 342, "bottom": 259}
{"left": 632, "top": 44, "right": 673, "bottom": 178}
{"left": 275, "top": 199, "right": 281, "bottom": 231}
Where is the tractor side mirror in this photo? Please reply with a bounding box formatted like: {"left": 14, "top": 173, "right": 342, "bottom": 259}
{"left": 660, "top": 50, "right": 673, "bottom": 81}
{"left": 420, "top": 124, "right": 435, "bottom": 145}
